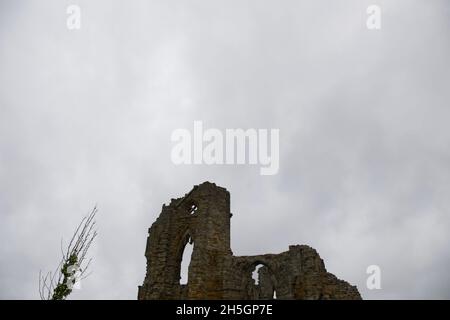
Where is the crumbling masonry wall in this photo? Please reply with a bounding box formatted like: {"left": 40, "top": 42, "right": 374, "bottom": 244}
{"left": 138, "top": 182, "right": 361, "bottom": 300}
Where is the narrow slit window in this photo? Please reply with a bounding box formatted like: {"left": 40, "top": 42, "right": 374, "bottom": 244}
{"left": 180, "top": 238, "right": 194, "bottom": 285}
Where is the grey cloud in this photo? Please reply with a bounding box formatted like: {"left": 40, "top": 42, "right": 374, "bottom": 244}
{"left": 1, "top": 0, "right": 449, "bottom": 299}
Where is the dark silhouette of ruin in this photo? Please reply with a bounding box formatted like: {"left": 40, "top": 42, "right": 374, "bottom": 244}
{"left": 138, "top": 182, "right": 361, "bottom": 299}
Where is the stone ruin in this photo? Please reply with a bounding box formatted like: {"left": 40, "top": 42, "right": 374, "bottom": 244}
{"left": 138, "top": 182, "right": 361, "bottom": 300}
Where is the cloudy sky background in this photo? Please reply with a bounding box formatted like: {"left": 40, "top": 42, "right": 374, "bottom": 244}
{"left": 1, "top": 0, "right": 450, "bottom": 299}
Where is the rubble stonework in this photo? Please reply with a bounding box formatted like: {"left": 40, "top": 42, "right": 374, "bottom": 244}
{"left": 138, "top": 182, "right": 362, "bottom": 300}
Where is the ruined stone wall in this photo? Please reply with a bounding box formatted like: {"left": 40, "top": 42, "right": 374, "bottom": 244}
{"left": 138, "top": 182, "right": 361, "bottom": 300}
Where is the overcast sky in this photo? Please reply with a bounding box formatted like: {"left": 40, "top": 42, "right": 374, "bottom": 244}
{"left": 1, "top": 0, "right": 450, "bottom": 300}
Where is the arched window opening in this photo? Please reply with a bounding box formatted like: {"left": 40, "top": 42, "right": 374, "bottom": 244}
{"left": 251, "top": 264, "right": 265, "bottom": 285}
{"left": 247, "top": 263, "right": 277, "bottom": 299}
{"left": 179, "top": 237, "right": 194, "bottom": 285}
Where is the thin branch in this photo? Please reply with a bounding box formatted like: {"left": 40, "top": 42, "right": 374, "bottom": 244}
{"left": 39, "top": 206, "right": 98, "bottom": 300}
